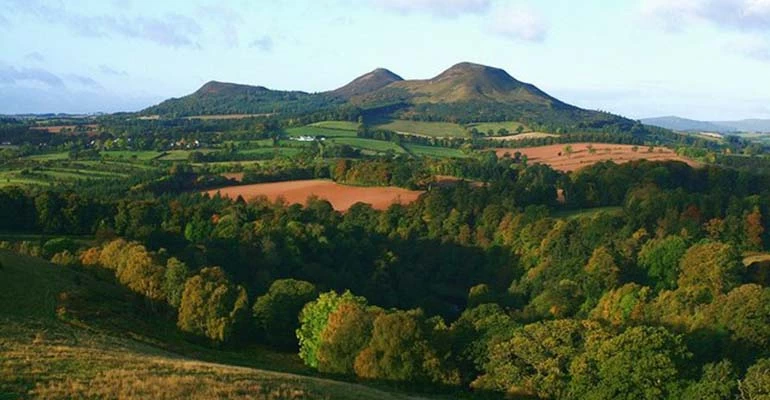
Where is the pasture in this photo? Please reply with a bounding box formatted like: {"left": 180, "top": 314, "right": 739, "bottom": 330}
{"left": 375, "top": 120, "right": 467, "bottom": 138}
{"left": 468, "top": 121, "right": 529, "bottom": 134}
{"left": 496, "top": 143, "right": 699, "bottom": 172}
{"left": 205, "top": 180, "right": 423, "bottom": 211}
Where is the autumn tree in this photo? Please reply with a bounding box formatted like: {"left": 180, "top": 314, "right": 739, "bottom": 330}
{"left": 163, "top": 257, "right": 189, "bottom": 308}
{"left": 297, "top": 290, "right": 367, "bottom": 368}
{"left": 678, "top": 242, "right": 742, "bottom": 303}
{"left": 745, "top": 207, "right": 765, "bottom": 251}
{"left": 177, "top": 267, "right": 249, "bottom": 344}
{"left": 316, "top": 300, "right": 378, "bottom": 374}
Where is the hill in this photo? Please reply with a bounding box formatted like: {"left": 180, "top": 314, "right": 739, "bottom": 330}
{"left": 0, "top": 250, "right": 433, "bottom": 400}
{"left": 141, "top": 62, "right": 638, "bottom": 133}
{"left": 330, "top": 68, "right": 404, "bottom": 99}
{"left": 642, "top": 116, "right": 770, "bottom": 133}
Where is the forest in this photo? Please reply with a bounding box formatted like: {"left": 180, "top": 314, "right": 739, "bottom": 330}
{"left": 2, "top": 153, "right": 770, "bottom": 399}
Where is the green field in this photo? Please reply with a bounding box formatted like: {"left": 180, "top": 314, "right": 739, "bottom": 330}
{"left": 102, "top": 150, "right": 163, "bottom": 160}
{"left": 375, "top": 120, "right": 468, "bottom": 138}
{"left": 403, "top": 143, "right": 469, "bottom": 158}
{"left": 286, "top": 126, "right": 358, "bottom": 138}
{"left": 552, "top": 206, "right": 624, "bottom": 220}
{"left": 23, "top": 152, "right": 70, "bottom": 161}
{"left": 0, "top": 250, "right": 438, "bottom": 400}
{"left": 309, "top": 120, "right": 359, "bottom": 131}
{"left": 330, "top": 137, "right": 407, "bottom": 154}
{"left": 468, "top": 121, "right": 529, "bottom": 134}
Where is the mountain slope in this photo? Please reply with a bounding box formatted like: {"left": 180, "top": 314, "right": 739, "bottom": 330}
{"left": 330, "top": 68, "right": 404, "bottom": 99}
{"left": 143, "top": 81, "right": 344, "bottom": 117}
{"left": 141, "top": 62, "right": 636, "bottom": 132}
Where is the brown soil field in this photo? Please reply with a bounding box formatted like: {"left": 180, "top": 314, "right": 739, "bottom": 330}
{"left": 495, "top": 143, "right": 699, "bottom": 172}
{"left": 205, "top": 180, "right": 423, "bottom": 211}
{"left": 486, "top": 132, "right": 559, "bottom": 141}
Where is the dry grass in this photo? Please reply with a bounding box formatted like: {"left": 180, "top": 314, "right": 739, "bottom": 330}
{"left": 485, "top": 132, "right": 559, "bottom": 141}
{"left": 496, "top": 143, "right": 699, "bottom": 172}
{"left": 1, "top": 319, "right": 427, "bottom": 400}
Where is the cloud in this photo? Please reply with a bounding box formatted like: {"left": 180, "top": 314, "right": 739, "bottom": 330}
{"left": 640, "top": 0, "right": 770, "bottom": 31}
{"left": 249, "top": 35, "right": 274, "bottom": 52}
{"left": 371, "top": 0, "right": 491, "bottom": 18}
{"left": 25, "top": 52, "right": 45, "bottom": 63}
{"left": 99, "top": 64, "right": 128, "bottom": 76}
{"left": 6, "top": 0, "right": 203, "bottom": 48}
{"left": 67, "top": 74, "right": 102, "bottom": 89}
{"left": 197, "top": 5, "right": 243, "bottom": 47}
{"left": 725, "top": 34, "right": 770, "bottom": 61}
{"left": 0, "top": 65, "right": 64, "bottom": 88}
{"left": 490, "top": 6, "right": 547, "bottom": 42}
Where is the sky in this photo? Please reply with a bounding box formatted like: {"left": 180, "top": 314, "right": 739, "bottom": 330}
{"left": 1, "top": 0, "right": 770, "bottom": 120}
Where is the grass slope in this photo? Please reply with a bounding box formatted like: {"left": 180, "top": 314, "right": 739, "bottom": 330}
{"left": 375, "top": 120, "right": 467, "bottom": 138}
{"left": 0, "top": 250, "right": 432, "bottom": 400}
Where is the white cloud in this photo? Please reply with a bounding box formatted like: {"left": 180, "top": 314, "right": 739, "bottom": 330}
{"left": 640, "top": 0, "right": 770, "bottom": 31}
{"left": 99, "top": 64, "right": 129, "bottom": 76}
{"left": 24, "top": 52, "right": 45, "bottom": 63}
{"left": 490, "top": 6, "right": 547, "bottom": 42}
{"left": 725, "top": 34, "right": 770, "bottom": 60}
{"left": 371, "top": 0, "right": 491, "bottom": 18}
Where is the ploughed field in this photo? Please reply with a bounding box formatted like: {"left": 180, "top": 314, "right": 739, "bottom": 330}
{"left": 496, "top": 143, "right": 699, "bottom": 172}
{"left": 205, "top": 180, "right": 423, "bottom": 211}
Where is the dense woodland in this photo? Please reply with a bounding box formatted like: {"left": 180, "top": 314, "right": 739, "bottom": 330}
{"left": 2, "top": 153, "right": 770, "bottom": 399}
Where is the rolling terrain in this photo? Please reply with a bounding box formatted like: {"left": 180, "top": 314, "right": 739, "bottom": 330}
{"left": 0, "top": 250, "right": 434, "bottom": 400}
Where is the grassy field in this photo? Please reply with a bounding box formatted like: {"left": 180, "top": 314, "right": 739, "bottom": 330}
{"left": 23, "top": 152, "right": 70, "bottom": 161}
{"left": 552, "top": 206, "right": 624, "bottom": 220}
{"left": 286, "top": 126, "right": 358, "bottom": 138}
{"left": 375, "top": 120, "right": 468, "bottom": 138}
{"left": 468, "top": 121, "right": 529, "bottom": 134}
{"left": 102, "top": 150, "right": 163, "bottom": 160}
{"left": 403, "top": 143, "right": 469, "bottom": 158}
{"left": 330, "top": 137, "right": 407, "bottom": 154}
{"left": 309, "top": 121, "right": 359, "bottom": 131}
{"left": 0, "top": 250, "right": 436, "bottom": 400}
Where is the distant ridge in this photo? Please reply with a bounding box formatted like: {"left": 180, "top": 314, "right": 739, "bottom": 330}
{"left": 142, "top": 62, "right": 636, "bottom": 132}
{"left": 642, "top": 116, "right": 770, "bottom": 133}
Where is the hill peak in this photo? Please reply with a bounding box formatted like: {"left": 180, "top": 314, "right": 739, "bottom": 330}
{"left": 330, "top": 68, "right": 404, "bottom": 99}
{"left": 432, "top": 62, "right": 517, "bottom": 84}
{"left": 195, "top": 81, "right": 268, "bottom": 96}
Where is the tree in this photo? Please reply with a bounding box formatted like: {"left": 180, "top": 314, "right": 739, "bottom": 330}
{"left": 590, "top": 283, "right": 652, "bottom": 326}
{"left": 678, "top": 242, "right": 742, "bottom": 303}
{"left": 745, "top": 207, "right": 765, "bottom": 251}
{"left": 638, "top": 235, "right": 688, "bottom": 291}
{"left": 564, "top": 145, "right": 574, "bottom": 158}
{"left": 582, "top": 246, "right": 620, "bottom": 309}
{"left": 252, "top": 279, "right": 317, "bottom": 349}
{"left": 568, "top": 326, "right": 690, "bottom": 400}
{"left": 474, "top": 319, "right": 609, "bottom": 399}
{"left": 354, "top": 309, "right": 438, "bottom": 383}
{"left": 317, "top": 301, "right": 378, "bottom": 374}
{"left": 177, "top": 267, "right": 249, "bottom": 344}
{"left": 683, "top": 361, "right": 737, "bottom": 400}
{"left": 163, "top": 257, "right": 189, "bottom": 308}
{"left": 297, "top": 290, "right": 367, "bottom": 368}
{"left": 739, "top": 358, "right": 770, "bottom": 400}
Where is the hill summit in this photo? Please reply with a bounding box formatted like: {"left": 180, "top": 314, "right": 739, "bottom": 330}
{"left": 330, "top": 68, "right": 404, "bottom": 99}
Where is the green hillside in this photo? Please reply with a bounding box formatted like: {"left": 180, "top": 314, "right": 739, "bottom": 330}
{"left": 0, "top": 250, "right": 434, "bottom": 400}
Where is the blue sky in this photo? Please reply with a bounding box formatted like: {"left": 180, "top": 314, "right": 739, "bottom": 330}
{"left": 1, "top": 0, "right": 770, "bottom": 120}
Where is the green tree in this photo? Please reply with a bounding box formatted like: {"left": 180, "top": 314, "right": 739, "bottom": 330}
{"left": 252, "top": 279, "right": 317, "bottom": 349}
{"left": 297, "top": 290, "right": 367, "bottom": 368}
{"left": 638, "top": 235, "right": 688, "bottom": 291}
{"left": 163, "top": 257, "right": 189, "bottom": 308}
{"left": 683, "top": 361, "right": 737, "bottom": 400}
{"left": 177, "top": 267, "right": 249, "bottom": 344}
{"left": 739, "top": 358, "right": 770, "bottom": 400}
{"left": 568, "top": 326, "right": 690, "bottom": 400}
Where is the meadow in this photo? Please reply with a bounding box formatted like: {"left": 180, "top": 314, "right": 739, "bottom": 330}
{"left": 374, "top": 120, "right": 468, "bottom": 138}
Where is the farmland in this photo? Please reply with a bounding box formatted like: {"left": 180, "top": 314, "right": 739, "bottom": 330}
{"left": 375, "top": 120, "right": 468, "bottom": 138}
{"left": 205, "top": 180, "right": 423, "bottom": 211}
{"left": 496, "top": 143, "right": 699, "bottom": 172}
{"left": 468, "top": 121, "right": 529, "bottom": 134}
